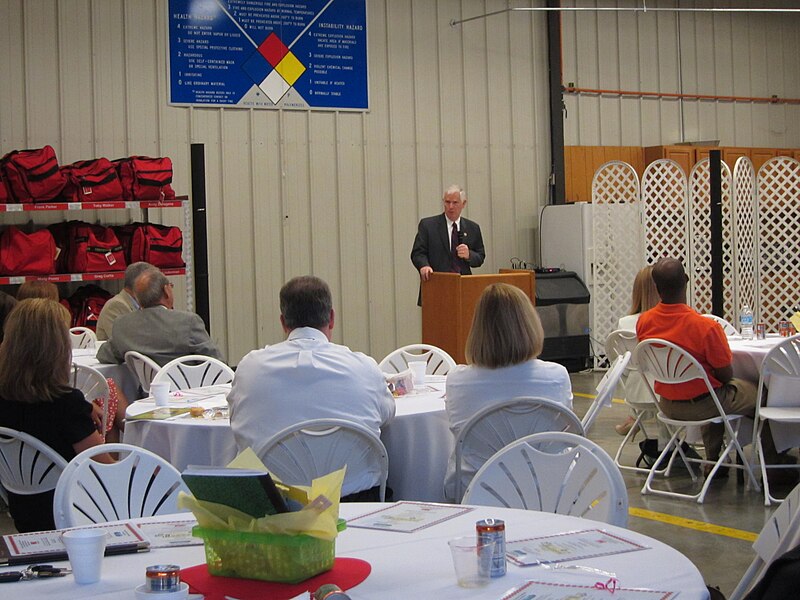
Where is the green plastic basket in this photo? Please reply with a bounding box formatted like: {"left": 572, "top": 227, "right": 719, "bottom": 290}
{"left": 192, "top": 520, "right": 346, "bottom": 583}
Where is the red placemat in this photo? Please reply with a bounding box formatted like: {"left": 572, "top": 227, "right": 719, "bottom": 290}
{"left": 181, "top": 557, "right": 371, "bottom": 600}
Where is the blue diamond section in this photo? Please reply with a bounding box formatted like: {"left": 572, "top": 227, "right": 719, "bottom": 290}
{"left": 241, "top": 50, "right": 272, "bottom": 86}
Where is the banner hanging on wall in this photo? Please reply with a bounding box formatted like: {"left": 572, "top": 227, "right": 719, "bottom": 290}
{"left": 168, "top": 0, "right": 368, "bottom": 110}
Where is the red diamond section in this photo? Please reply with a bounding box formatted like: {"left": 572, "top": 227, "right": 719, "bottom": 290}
{"left": 259, "top": 33, "right": 288, "bottom": 67}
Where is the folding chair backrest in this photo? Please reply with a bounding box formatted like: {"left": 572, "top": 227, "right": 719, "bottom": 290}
{"left": 379, "top": 344, "right": 456, "bottom": 375}
{"left": 53, "top": 443, "right": 189, "bottom": 528}
{"left": 633, "top": 338, "right": 716, "bottom": 401}
{"left": 71, "top": 363, "right": 110, "bottom": 436}
{"left": 758, "top": 335, "right": 800, "bottom": 408}
{"left": 702, "top": 314, "right": 739, "bottom": 337}
{"left": 256, "top": 418, "right": 389, "bottom": 501}
{"left": 0, "top": 427, "right": 67, "bottom": 496}
{"left": 462, "top": 431, "right": 628, "bottom": 527}
{"left": 124, "top": 350, "right": 161, "bottom": 395}
{"left": 581, "top": 351, "right": 631, "bottom": 434}
{"left": 152, "top": 355, "right": 234, "bottom": 390}
{"left": 454, "top": 396, "right": 584, "bottom": 502}
{"left": 69, "top": 326, "right": 97, "bottom": 350}
{"left": 730, "top": 483, "right": 800, "bottom": 600}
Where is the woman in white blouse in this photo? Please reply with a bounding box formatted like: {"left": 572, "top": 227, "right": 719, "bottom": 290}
{"left": 444, "top": 283, "right": 573, "bottom": 501}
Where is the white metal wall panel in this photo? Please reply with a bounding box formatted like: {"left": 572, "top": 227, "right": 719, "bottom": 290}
{"left": 562, "top": 0, "right": 800, "bottom": 148}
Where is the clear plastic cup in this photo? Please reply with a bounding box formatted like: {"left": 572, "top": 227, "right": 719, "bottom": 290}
{"left": 61, "top": 528, "right": 108, "bottom": 584}
{"left": 408, "top": 360, "right": 427, "bottom": 388}
{"left": 448, "top": 536, "right": 494, "bottom": 588}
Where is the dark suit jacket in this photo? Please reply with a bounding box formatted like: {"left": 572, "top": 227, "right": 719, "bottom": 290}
{"left": 410, "top": 213, "right": 485, "bottom": 275}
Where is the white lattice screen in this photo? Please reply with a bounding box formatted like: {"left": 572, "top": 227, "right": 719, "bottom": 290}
{"left": 688, "top": 159, "right": 735, "bottom": 322}
{"left": 733, "top": 157, "right": 758, "bottom": 323}
{"left": 757, "top": 156, "right": 800, "bottom": 328}
{"left": 591, "top": 161, "right": 642, "bottom": 367}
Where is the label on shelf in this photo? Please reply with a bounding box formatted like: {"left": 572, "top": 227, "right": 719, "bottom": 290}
{"left": 0, "top": 268, "right": 185, "bottom": 286}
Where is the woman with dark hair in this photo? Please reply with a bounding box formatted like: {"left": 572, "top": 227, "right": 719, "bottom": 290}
{"left": 0, "top": 299, "right": 113, "bottom": 532}
{"left": 443, "top": 283, "right": 573, "bottom": 501}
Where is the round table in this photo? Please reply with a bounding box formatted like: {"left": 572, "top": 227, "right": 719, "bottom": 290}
{"left": 123, "top": 379, "right": 452, "bottom": 503}
{"left": 0, "top": 503, "right": 709, "bottom": 599}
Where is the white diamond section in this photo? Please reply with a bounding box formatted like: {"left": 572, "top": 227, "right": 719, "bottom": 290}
{"left": 733, "top": 157, "right": 758, "bottom": 323}
{"left": 688, "top": 159, "right": 734, "bottom": 321}
{"left": 757, "top": 156, "right": 800, "bottom": 329}
{"left": 260, "top": 70, "right": 290, "bottom": 104}
{"left": 592, "top": 161, "right": 642, "bottom": 368}
{"left": 642, "top": 159, "right": 689, "bottom": 288}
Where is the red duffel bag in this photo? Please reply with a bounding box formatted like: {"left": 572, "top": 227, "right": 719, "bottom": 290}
{"left": 1, "top": 146, "right": 67, "bottom": 203}
{"left": 61, "top": 158, "right": 124, "bottom": 203}
{"left": 0, "top": 172, "right": 10, "bottom": 204}
{"left": 130, "top": 223, "right": 185, "bottom": 268}
{"left": 114, "top": 156, "right": 176, "bottom": 202}
{"left": 67, "top": 222, "right": 126, "bottom": 273}
{"left": 0, "top": 226, "right": 57, "bottom": 275}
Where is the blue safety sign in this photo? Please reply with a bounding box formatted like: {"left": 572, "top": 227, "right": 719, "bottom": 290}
{"left": 168, "top": 0, "right": 368, "bottom": 110}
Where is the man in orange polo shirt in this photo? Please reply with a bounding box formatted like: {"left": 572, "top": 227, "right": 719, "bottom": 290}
{"left": 636, "top": 257, "right": 776, "bottom": 473}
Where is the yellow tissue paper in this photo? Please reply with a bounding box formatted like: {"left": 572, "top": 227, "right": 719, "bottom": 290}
{"left": 177, "top": 448, "right": 345, "bottom": 541}
{"left": 790, "top": 311, "right": 800, "bottom": 334}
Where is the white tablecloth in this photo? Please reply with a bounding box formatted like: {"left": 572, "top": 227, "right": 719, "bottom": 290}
{"left": 0, "top": 504, "right": 709, "bottom": 599}
{"left": 72, "top": 347, "right": 140, "bottom": 402}
{"left": 124, "top": 380, "right": 452, "bottom": 503}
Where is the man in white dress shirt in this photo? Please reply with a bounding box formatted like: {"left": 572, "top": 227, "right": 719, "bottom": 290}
{"left": 227, "top": 275, "right": 396, "bottom": 500}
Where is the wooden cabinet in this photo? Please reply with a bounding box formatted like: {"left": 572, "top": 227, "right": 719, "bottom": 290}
{"left": 644, "top": 145, "right": 695, "bottom": 176}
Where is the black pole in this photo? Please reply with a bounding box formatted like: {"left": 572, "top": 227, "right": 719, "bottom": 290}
{"left": 190, "top": 143, "right": 211, "bottom": 331}
{"left": 546, "top": 0, "right": 565, "bottom": 205}
{"left": 709, "top": 150, "right": 723, "bottom": 317}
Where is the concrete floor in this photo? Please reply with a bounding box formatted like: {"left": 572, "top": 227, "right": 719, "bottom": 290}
{"left": 0, "top": 370, "right": 787, "bottom": 597}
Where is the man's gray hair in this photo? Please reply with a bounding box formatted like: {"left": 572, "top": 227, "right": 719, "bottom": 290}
{"left": 135, "top": 269, "right": 170, "bottom": 308}
{"left": 124, "top": 262, "right": 155, "bottom": 289}
{"left": 444, "top": 184, "right": 465, "bottom": 201}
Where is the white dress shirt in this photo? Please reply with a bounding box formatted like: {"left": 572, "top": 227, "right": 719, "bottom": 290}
{"left": 227, "top": 327, "right": 396, "bottom": 496}
{"left": 443, "top": 359, "right": 573, "bottom": 500}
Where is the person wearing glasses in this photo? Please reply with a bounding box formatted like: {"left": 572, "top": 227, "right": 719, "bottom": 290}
{"left": 97, "top": 268, "right": 223, "bottom": 367}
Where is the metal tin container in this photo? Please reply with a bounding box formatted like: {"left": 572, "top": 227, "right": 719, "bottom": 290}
{"left": 779, "top": 320, "right": 791, "bottom": 337}
{"left": 756, "top": 323, "right": 766, "bottom": 340}
{"left": 476, "top": 518, "right": 506, "bottom": 578}
{"left": 145, "top": 565, "right": 181, "bottom": 592}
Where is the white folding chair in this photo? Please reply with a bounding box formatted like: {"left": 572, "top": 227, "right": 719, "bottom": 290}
{"left": 69, "top": 326, "right": 97, "bottom": 350}
{"left": 453, "top": 397, "right": 584, "bottom": 503}
{"left": 72, "top": 363, "right": 110, "bottom": 439}
{"left": 606, "top": 329, "right": 660, "bottom": 473}
{"left": 635, "top": 338, "right": 760, "bottom": 503}
{"left": 702, "top": 314, "right": 739, "bottom": 337}
{"left": 581, "top": 351, "right": 631, "bottom": 435}
{"left": 0, "top": 427, "right": 67, "bottom": 509}
{"left": 124, "top": 350, "right": 161, "bottom": 395}
{"left": 753, "top": 334, "right": 800, "bottom": 505}
{"left": 255, "top": 418, "right": 389, "bottom": 501}
{"left": 379, "top": 344, "right": 456, "bottom": 376}
{"left": 730, "top": 483, "right": 800, "bottom": 600}
{"left": 462, "top": 431, "right": 629, "bottom": 527}
{"left": 53, "top": 443, "right": 189, "bottom": 528}
{"left": 152, "top": 355, "right": 234, "bottom": 391}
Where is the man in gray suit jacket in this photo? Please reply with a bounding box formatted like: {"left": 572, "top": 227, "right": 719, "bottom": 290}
{"left": 97, "top": 269, "right": 223, "bottom": 367}
{"left": 410, "top": 185, "right": 485, "bottom": 304}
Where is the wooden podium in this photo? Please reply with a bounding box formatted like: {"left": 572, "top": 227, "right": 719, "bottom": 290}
{"left": 421, "top": 271, "right": 536, "bottom": 364}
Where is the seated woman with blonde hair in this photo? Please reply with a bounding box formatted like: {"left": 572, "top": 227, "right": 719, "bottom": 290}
{"left": 0, "top": 299, "right": 113, "bottom": 532}
{"left": 444, "top": 283, "right": 573, "bottom": 501}
{"left": 16, "top": 280, "right": 59, "bottom": 302}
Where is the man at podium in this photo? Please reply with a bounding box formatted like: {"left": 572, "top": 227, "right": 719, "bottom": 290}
{"left": 411, "top": 184, "right": 485, "bottom": 297}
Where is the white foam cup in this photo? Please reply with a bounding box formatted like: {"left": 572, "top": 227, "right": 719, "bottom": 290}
{"left": 61, "top": 528, "right": 108, "bottom": 584}
{"left": 150, "top": 382, "right": 171, "bottom": 406}
{"left": 408, "top": 361, "right": 427, "bottom": 388}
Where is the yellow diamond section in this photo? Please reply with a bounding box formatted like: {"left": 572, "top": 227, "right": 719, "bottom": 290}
{"left": 275, "top": 52, "right": 306, "bottom": 86}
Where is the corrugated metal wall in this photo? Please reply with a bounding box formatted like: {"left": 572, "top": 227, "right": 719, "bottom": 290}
{"left": 0, "top": 0, "right": 550, "bottom": 365}
{"left": 2, "top": 0, "right": 797, "bottom": 365}
{"left": 562, "top": 0, "right": 800, "bottom": 147}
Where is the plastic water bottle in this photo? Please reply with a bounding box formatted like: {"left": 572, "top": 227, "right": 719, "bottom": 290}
{"left": 740, "top": 304, "right": 754, "bottom": 340}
